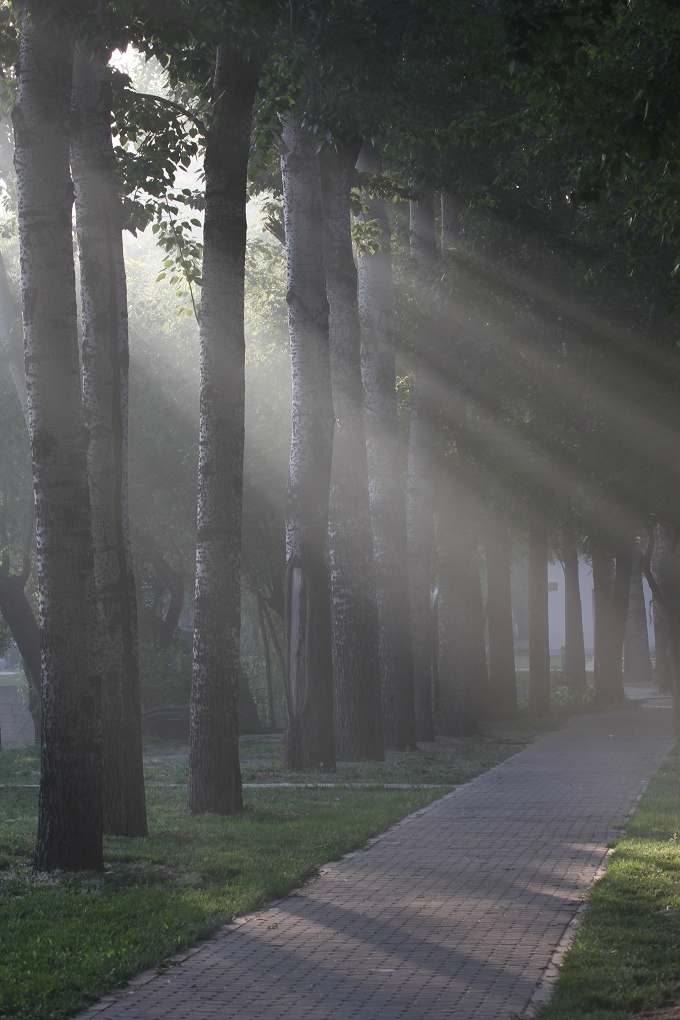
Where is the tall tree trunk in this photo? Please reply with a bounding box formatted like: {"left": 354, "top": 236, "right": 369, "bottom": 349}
{"left": 653, "top": 595, "right": 674, "bottom": 693}
{"left": 562, "top": 527, "right": 587, "bottom": 692}
{"left": 256, "top": 592, "right": 276, "bottom": 730}
{"left": 406, "top": 190, "right": 437, "bottom": 742}
{"left": 623, "top": 552, "right": 653, "bottom": 686}
{"left": 436, "top": 486, "right": 483, "bottom": 735}
{"left": 485, "top": 524, "right": 517, "bottom": 712}
{"left": 320, "top": 139, "right": 383, "bottom": 762}
{"left": 651, "top": 525, "right": 674, "bottom": 693}
{"left": 188, "top": 46, "right": 259, "bottom": 814}
{"left": 13, "top": 13, "right": 103, "bottom": 872}
{"left": 592, "top": 544, "right": 631, "bottom": 705}
{"left": 651, "top": 528, "right": 680, "bottom": 732}
{"left": 71, "top": 49, "right": 147, "bottom": 837}
{"left": 528, "top": 525, "right": 551, "bottom": 715}
{"left": 280, "top": 112, "right": 336, "bottom": 772}
{"left": 470, "top": 554, "right": 490, "bottom": 720}
{"left": 357, "top": 141, "right": 416, "bottom": 751}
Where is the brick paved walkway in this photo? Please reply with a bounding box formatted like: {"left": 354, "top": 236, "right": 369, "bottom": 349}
{"left": 80, "top": 700, "right": 674, "bottom": 1020}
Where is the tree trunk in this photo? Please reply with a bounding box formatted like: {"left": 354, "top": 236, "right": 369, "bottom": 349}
{"left": 592, "top": 545, "right": 631, "bottom": 705}
{"left": 280, "top": 112, "right": 336, "bottom": 772}
{"left": 13, "top": 13, "right": 103, "bottom": 872}
{"left": 562, "top": 529, "right": 587, "bottom": 692}
{"left": 188, "top": 45, "right": 259, "bottom": 814}
{"left": 528, "top": 525, "right": 551, "bottom": 715}
{"left": 651, "top": 525, "right": 674, "bottom": 693}
{"left": 406, "top": 191, "right": 437, "bottom": 742}
{"left": 485, "top": 524, "right": 517, "bottom": 712}
{"left": 653, "top": 595, "right": 674, "bottom": 693}
{"left": 320, "top": 140, "right": 383, "bottom": 762}
{"left": 256, "top": 592, "right": 276, "bottom": 730}
{"left": 357, "top": 141, "right": 416, "bottom": 751}
{"left": 436, "top": 491, "right": 482, "bottom": 736}
{"left": 623, "top": 553, "right": 653, "bottom": 687}
{"left": 71, "top": 49, "right": 147, "bottom": 837}
{"left": 651, "top": 528, "right": 680, "bottom": 732}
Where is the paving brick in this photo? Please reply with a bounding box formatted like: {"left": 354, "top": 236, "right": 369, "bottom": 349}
{"left": 76, "top": 700, "right": 673, "bottom": 1020}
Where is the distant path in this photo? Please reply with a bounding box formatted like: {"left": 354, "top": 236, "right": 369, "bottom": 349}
{"left": 80, "top": 699, "right": 673, "bottom": 1020}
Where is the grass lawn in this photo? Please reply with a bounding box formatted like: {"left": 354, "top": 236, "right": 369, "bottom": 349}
{"left": 535, "top": 744, "right": 680, "bottom": 1020}
{"left": 0, "top": 732, "right": 519, "bottom": 1020}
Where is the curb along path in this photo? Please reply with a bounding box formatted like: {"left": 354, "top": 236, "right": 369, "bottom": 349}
{"left": 80, "top": 702, "right": 674, "bottom": 1020}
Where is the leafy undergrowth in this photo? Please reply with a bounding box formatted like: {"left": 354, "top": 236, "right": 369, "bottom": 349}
{"left": 0, "top": 735, "right": 520, "bottom": 1020}
{"left": 535, "top": 746, "right": 680, "bottom": 1020}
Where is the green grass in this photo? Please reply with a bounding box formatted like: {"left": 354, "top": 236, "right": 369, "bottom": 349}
{"left": 0, "top": 734, "right": 519, "bottom": 1020}
{"left": 535, "top": 745, "right": 680, "bottom": 1020}
{"left": 143, "top": 734, "right": 520, "bottom": 786}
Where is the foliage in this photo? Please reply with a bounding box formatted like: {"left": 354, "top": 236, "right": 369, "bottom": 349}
{"left": 535, "top": 744, "right": 680, "bottom": 1019}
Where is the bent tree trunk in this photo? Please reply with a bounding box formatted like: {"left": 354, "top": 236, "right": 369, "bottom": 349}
{"left": 528, "top": 525, "right": 551, "bottom": 715}
{"left": 71, "top": 49, "right": 147, "bottom": 837}
{"left": 14, "top": 13, "right": 103, "bottom": 872}
{"left": 485, "top": 524, "right": 517, "bottom": 713}
{"left": 357, "top": 141, "right": 416, "bottom": 751}
{"left": 406, "top": 191, "right": 437, "bottom": 742}
{"left": 281, "top": 112, "right": 336, "bottom": 772}
{"left": 320, "top": 139, "right": 383, "bottom": 762}
{"left": 188, "top": 45, "right": 259, "bottom": 814}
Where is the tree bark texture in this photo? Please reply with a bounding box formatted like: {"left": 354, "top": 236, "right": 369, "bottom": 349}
{"left": 256, "top": 592, "right": 276, "bottom": 729}
{"left": 13, "top": 14, "right": 103, "bottom": 871}
{"left": 528, "top": 526, "right": 551, "bottom": 715}
{"left": 320, "top": 140, "right": 383, "bottom": 762}
{"left": 406, "top": 192, "right": 437, "bottom": 742}
{"left": 653, "top": 595, "right": 674, "bottom": 693}
{"left": 188, "top": 46, "right": 259, "bottom": 814}
{"left": 592, "top": 544, "right": 631, "bottom": 705}
{"left": 652, "top": 524, "right": 674, "bottom": 693}
{"left": 435, "top": 490, "right": 483, "bottom": 735}
{"left": 623, "top": 553, "right": 653, "bottom": 687}
{"left": 357, "top": 141, "right": 416, "bottom": 752}
{"left": 71, "top": 50, "right": 147, "bottom": 837}
{"left": 485, "top": 524, "right": 517, "bottom": 712}
{"left": 648, "top": 523, "right": 680, "bottom": 725}
{"left": 281, "top": 112, "right": 336, "bottom": 772}
{"left": 562, "top": 530, "right": 587, "bottom": 692}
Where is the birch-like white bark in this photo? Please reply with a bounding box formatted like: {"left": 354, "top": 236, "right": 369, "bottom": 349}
{"left": 71, "top": 49, "right": 147, "bottom": 837}
{"left": 281, "top": 112, "right": 336, "bottom": 772}
{"left": 357, "top": 141, "right": 417, "bottom": 751}
{"left": 13, "top": 14, "right": 103, "bottom": 871}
